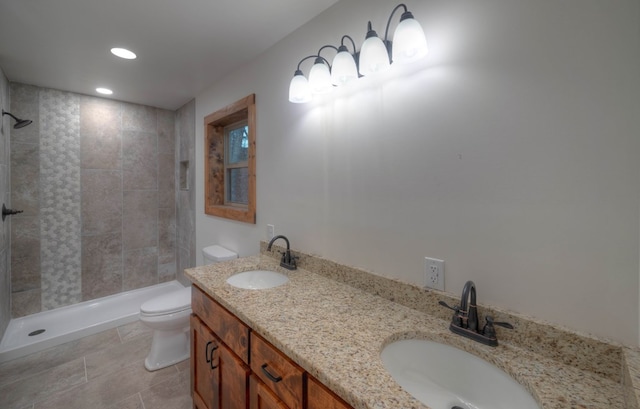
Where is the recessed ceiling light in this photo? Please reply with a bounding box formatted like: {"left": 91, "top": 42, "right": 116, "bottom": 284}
{"left": 110, "top": 47, "right": 137, "bottom": 60}
{"left": 96, "top": 88, "right": 113, "bottom": 95}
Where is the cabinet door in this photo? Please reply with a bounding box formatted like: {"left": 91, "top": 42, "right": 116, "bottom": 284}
{"left": 192, "top": 315, "right": 220, "bottom": 409}
{"left": 250, "top": 375, "right": 289, "bottom": 409}
{"left": 307, "top": 375, "right": 353, "bottom": 409}
{"left": 219, "top": 340, "right": 250, "bottom": 409}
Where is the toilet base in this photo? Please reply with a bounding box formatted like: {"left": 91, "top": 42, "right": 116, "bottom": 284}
{"left": 144, "top": 326, "right": 190, "bottom": 371}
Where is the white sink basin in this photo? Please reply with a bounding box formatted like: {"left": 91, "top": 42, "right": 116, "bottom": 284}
{"left": 381, "top": 339, "right": 540, "bottom": 409}
{"left": 226, "top": 270, "right": 289, "bottom": 290}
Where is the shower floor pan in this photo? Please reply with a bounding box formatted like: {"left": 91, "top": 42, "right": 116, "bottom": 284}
{"left": 0, "top": 280, "right": 185, "bottom": 363}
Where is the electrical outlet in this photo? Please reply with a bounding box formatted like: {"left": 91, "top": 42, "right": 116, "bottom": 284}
{"left": 266, "top": 224, "right": 275, "bottom": 240}
{"left": 424, "top": 257, "right": 445, "bottom": 291}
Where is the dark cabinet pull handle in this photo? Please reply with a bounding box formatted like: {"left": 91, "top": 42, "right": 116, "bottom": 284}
{"left": 205, "top": 341, "right": 219, "bottom": 368}
{"left": 205, "top": 341, "right": 212, "bottom": 363}
{"left": 261, "top": 363, "right": 283, "bottom": 383}
{"left": 205, "top": 341, "right": 213, "bottom": 363}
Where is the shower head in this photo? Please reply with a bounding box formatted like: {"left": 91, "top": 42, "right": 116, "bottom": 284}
{"left": 2, "top": 110, "right": 33, "bottom": 129}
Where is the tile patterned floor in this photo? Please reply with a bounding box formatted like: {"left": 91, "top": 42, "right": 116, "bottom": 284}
{"left": 0, "top": 321, "right": 192, "bottom": 409}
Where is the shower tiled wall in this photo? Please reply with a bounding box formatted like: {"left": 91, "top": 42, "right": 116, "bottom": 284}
{"left": 176, "top": 99, "right": 196, "bottom": 284}
{"left": 40, "top": 89, "right": 82, "bottom": 309}
{"left": 0, "top": 68, "right": 11, "bottom": 340}
{"left": 10, "top": 83, "right": 177, "bottom": 316}
{"left": 9, "top": 85, "right": 40, "bottom": 316}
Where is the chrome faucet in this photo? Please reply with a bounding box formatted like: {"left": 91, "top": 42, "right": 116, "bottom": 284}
{"left": 439, "top": 281, "right": 513, "bottom": 347}
{"left": 267, "top": 235, "right": 297, "bottom": 270}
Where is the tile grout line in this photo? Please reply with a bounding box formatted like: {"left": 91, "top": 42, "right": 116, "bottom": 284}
{"left": 138, "top": 392, "right": 146, "bottom": 409}
{"left": 83, "top": 356, "right": 87, "bottom": 382}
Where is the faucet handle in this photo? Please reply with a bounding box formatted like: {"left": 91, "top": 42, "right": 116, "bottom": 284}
{"left": 482, "top": 315, "right": 514, "bottom": 339}
{"left": 439, "top": 301, "right": 463, "bottom": 327}
{"left": 438, "top": 300, "right": 459, "bottom": 312}
{"left": 485, "top": 315, "right": 514, "bottom": 329}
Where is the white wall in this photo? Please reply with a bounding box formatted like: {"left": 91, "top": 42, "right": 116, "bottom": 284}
{"left": 196, "top": 0, "right": 640, "bottom": 346}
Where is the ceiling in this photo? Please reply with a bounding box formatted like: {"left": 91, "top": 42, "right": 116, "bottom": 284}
{"left": 0, "top": 0, "right": 339, "bottom": 110}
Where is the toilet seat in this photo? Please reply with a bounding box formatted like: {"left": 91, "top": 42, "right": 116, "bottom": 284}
{"left": 140, "top": 286, "right": 192, "bottom": 316}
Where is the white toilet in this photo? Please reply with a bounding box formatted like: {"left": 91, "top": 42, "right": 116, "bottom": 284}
{"left": 139, "top": 245, "right": 238, "bottom": 371}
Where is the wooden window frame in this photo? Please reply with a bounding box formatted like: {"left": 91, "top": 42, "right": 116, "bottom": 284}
{"left": 204, "top": 94, "right": 256, "bottom": 223}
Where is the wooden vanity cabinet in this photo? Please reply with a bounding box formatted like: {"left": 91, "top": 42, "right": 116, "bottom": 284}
{"left": 191, "top": 285, "right": 353, "bottom": 409}
{"left": 191, "top": 315, "right": 250, "bottom": 409}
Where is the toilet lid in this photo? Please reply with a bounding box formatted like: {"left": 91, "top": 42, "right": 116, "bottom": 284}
{"left": 141, "top": 286, "right": 192, "bottom": 315}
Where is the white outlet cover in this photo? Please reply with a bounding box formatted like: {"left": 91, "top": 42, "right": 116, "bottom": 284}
{"left": 424, "top": 257, "right": 445, "bottom": 291}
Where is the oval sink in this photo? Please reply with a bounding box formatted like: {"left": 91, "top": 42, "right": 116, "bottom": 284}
{"left": 226, "top": 270, "right": 289, "bottom": 290}
{"left": 381, "top": 339, "right": 540, "bottom": 409}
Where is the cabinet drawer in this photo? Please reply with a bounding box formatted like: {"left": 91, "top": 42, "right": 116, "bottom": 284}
{"left": 250, "top": 333, "right": 303, "bottom": 409}
{"left": 192, "top": 285, "right": 250, "bottom": 364}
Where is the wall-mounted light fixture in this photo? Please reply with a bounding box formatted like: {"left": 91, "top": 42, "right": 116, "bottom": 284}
{"left": 331, "top": 36, "right": 359, "bottom": 86}
{"left": 288, "top": 3, "right": 428, "bottom": 103}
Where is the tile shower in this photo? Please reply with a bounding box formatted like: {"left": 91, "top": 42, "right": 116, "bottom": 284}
{"left": 10, "top": 83, "right": 180, "bottom": 317}
{"left": 0, "top": 70, "right": 11, "bottom": 340}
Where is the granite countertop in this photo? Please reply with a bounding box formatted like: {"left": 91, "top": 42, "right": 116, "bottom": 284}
{"left": 185, "top": 254, "right": 625, "bottom": 409}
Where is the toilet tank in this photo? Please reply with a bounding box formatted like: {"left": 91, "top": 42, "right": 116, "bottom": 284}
{"left": 202, "top": 245, "right": 238, "bottom": 265}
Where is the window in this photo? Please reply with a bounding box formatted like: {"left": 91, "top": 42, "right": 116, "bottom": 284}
{"left": 225, "top": 121, "right": 249, "bottom": 205}
{"left": 204, "top": 94, "right": 256, "bottom": 223}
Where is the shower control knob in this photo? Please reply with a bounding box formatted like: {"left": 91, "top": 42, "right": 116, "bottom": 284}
{"left": 2, "top": 204, "right": 23, "bottom": 221}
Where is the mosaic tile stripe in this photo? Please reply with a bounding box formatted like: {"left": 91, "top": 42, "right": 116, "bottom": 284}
{"left": 39, "top": 89, "right": 82, "bottom": 309}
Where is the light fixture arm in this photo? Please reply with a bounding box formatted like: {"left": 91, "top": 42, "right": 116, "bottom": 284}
{"left": 295, "top": 54, "right": 332, "bottom": 72}
{"left": 340, "top": 35, "right": 357, "bottom": 53}
{"left": 315, "top": 46, "right": 337, "bottom": 71}
{"left": 383, "top": 3, "right": 409, "bottom": 43}
{"left": 295, "top": 55, "right": 319, "bottom": 72}
{"left": 365, "top": 21, "right": 376, "bottom": 38}
{"left": 313, "top": 55, "right": 332, "bottom": 70}
{"left": 317, "top": 44, "right": 338, "bottom": 56}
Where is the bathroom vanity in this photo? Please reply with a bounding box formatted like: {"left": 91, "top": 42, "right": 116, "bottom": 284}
{"left": 186, "top": 250, "right": 630, "bottom": 409}
{"left": 190, "top": 285, "right": 351, "bottom": 409}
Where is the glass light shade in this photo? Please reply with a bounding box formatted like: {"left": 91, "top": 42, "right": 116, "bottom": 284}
{"left": 331, "top": 50, "right": 358, "bottom": 86}
{"left": 308, "top": 60, "right": 333, "bottom": 94}
{"left": 288, "top": 72, "right": 312, "bottom": 103}
{"left": 359, "top": 35, "right": 390, "bottom": 76}
{"left": 392, "top": 17, "right": 428, "bottom": 64}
